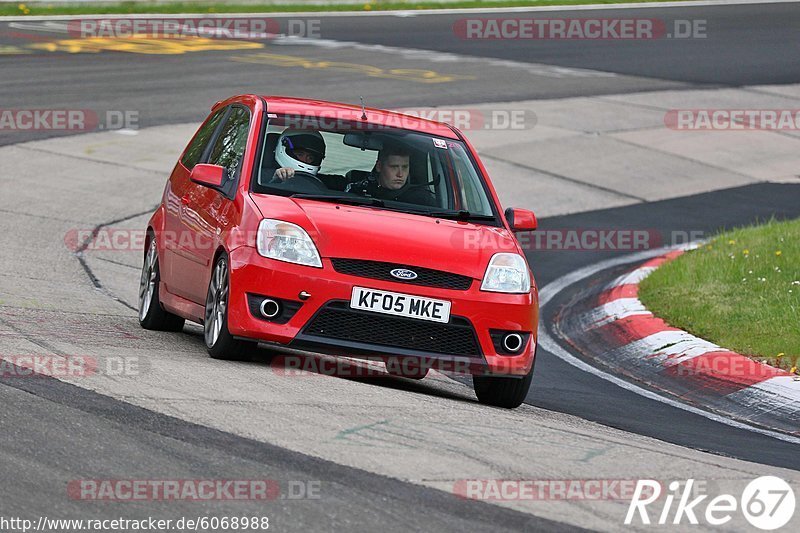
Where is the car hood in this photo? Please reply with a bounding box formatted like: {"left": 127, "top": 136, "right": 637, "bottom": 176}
{"left": 249, "top": 194, "right": 520, "bottom": 279}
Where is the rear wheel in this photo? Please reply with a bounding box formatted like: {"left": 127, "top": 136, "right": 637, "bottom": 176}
{"left": 138, "top": 237, "right": 185, "bottom": 332}
{"left": 204, "top": 254, "right": 256, "bottom": 361}
{"left": 473, "top": 354, "right": 535, "bottom": 408}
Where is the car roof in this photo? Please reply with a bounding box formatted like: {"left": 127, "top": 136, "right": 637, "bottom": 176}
{"left": 258, "top": 96, "right": 461, "bottom": 140}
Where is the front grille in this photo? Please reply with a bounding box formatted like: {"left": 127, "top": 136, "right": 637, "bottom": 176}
{"left": 302, "top": 301, "right": 481, "bottom": 357}
{"left": 331, "top": 258, "right": 473, "bottom": 290}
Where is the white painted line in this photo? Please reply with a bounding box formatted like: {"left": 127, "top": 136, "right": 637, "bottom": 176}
{"left": 539, "top": 242, "right": 800, "bottom": 445}
{"left": 539, "top": 246, "right": 691, "bottom": 309}
{"left": 2, "top": 0, "right": 799, "bottom": 21}
{"left": 7, "top": 20, "right": 68, "bottom": 32}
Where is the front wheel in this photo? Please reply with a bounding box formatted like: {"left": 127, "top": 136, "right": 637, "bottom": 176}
{"left": 138, "top": 237, "right": 185, "bottom": 332}
{"left": 473, "top": 365, "right": 534, "bottom": 409}
{"left": 204, "top": 254, "right": 256, "bottom": 361}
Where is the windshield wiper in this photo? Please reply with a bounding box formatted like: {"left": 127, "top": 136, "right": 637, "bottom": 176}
{"left": 291, "top": 194, "right": 385, "bottom": 207}
{"left": 425, "top": 210, "right": 496, "bottom": 221}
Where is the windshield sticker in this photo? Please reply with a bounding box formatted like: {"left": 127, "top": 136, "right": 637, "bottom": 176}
{"left": 433, "top": 138, "right": 448, "bottom": 149}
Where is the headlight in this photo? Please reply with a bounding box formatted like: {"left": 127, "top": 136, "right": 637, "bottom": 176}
{"left": 481, "top": 253, "right": 530, "bottom": 293}
{"left": 256, "top": 219, "right": 322, "bottom": 268}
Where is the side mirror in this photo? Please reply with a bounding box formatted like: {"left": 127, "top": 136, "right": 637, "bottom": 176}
{"left": 505, "top": 207, "right": 537, "bottom": 231}
{"left": 190, "top": 164, "right": 226, "bottom": 188}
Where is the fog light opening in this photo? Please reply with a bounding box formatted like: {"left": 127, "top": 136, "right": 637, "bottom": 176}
{"left": 502, "top": 333, "right": 524, "bottom": 353}
{"left": 259, "top": 299, "right": 281, "bottom": 319}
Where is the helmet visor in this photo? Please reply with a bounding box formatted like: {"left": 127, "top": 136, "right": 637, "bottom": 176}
{"left": 282, "top": 135, "right": 325, "bottom": 166}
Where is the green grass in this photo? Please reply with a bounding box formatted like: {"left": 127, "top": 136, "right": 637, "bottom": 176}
{"left": 639, "top": 218, "right": 800, "bottom": 373}
{"left": 3, "top": 0, "right": 695, "bottom": 17}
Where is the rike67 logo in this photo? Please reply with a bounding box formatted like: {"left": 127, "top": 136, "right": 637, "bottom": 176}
{"left": 626, "top": 477, "right": 795, "bottom": 530}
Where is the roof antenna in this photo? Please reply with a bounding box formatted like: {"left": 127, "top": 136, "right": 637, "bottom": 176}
{"left": 360, "top": 96, "right": 367, "bottom": 120}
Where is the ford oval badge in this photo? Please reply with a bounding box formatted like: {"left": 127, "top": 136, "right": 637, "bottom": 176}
{"left": 390, "top": 268, "right": 418, "bottom": 280}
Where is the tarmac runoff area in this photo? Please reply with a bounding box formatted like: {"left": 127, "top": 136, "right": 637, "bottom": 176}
{"left": 1, "top": 83, "right": 800, "bottom": 529}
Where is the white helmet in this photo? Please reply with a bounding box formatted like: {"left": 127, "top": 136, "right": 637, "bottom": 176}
{"left": 275, "top": 130, "right": 326, "bottom": 176}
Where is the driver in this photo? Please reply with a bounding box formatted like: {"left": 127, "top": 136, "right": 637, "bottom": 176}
{"left": 269, "top": 129, "right": 349, "bottom": 190}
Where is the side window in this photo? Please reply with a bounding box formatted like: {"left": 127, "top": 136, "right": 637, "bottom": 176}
{"left": 181, "top": 109, "right": 226, "bottom": 170}
{"left": 207, "top": 106, "right": 251, "bottom": 180}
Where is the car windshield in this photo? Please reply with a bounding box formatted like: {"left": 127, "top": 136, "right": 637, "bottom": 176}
{"left": 251, "top": 114, "right": 499, "bottom": 224}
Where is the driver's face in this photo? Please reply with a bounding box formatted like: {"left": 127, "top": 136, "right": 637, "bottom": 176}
{"left": 293, "top": 149, "right": 316, "bottom": 165}
{"left": 377, "top": 155, "right": 410, "bottom": 190}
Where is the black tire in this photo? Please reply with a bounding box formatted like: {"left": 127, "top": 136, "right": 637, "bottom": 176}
{"left": 473, "top": 350, "right": 536, "bottom": 408}
{"left": 204, "top": 254, "right": 256, "bottom": 361}
{"left": 138, "top": 236, "right": 185, "bottom": 332}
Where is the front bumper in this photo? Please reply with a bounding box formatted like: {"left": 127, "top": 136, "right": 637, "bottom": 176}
{"left": 227, "top": 246, "right": 538, "bottom": 376}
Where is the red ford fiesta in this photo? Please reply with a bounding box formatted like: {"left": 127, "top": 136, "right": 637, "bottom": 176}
{"left": 139, "top": 95, "right": 539, "bottom": 408}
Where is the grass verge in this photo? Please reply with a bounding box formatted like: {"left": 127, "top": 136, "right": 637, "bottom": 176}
{"left": 639, "top": 218, "right": 800, "bottom": 373}
{"left": 4, "top": 0, "right": 696, "bottom": 17}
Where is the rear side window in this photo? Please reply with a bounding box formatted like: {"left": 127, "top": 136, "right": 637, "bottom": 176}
{"left": 181, "top": 109, "right": 226, "bottom": 169}
{"left": 207, "top": 106, "right": 251, "bottom": 180}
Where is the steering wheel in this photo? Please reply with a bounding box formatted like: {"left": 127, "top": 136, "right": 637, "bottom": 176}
{"left": 286, "top": 170, "right": 328, "bottom": 192}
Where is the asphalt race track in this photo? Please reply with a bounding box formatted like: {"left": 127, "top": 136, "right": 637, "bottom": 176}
{"left": 1, "top": 2, "right": 799, "bottom": 531}
{"left": 3, "top": 2, "right": 800, "bottom": 146}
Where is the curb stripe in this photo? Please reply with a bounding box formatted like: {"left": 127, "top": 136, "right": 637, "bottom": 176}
{"left": 595, "top": 283, "right": 639, "bottom": 305}
{"left": 556, "top": 246, "right": 800, "bottom": 437}
{"left": 665, "top": 351, "right": 788, "bottom": 394}
{"left": 542, "top": 243, "right": 800, "bottom": 442}
{"left": 594, "top": 315, "right": 681, "bottom": 345}
{"left": 578, "top": 250, "right": 800, "bottom": 402}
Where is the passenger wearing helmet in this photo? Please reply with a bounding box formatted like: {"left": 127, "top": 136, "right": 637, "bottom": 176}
{"left": 270, "top": 130, "right": 349, "bottom": 190}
